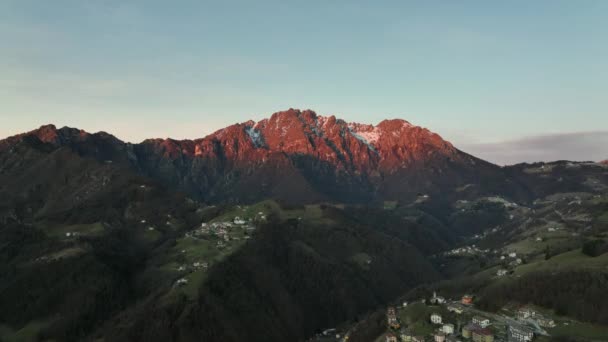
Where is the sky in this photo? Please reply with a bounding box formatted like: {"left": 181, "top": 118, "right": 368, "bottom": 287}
{"left": 1, "top": 0, "right": 607, "bottom": 165}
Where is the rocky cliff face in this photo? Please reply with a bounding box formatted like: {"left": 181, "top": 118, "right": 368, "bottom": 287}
{"left": 1, "top": 109, "right": 524, "bottom": 204}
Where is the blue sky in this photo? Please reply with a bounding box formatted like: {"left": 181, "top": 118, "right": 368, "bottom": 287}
{"left": 1, "top": 1, "right": 607, "bottom": 164}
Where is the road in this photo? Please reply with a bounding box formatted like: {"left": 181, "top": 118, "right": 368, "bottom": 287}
{"left": 450, "top": 301, "right": 549, "bottom": 336}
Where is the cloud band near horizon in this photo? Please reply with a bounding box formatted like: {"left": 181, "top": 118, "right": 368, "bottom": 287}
{"left": 460, "top": 131, "right": 608, "bottom": 166}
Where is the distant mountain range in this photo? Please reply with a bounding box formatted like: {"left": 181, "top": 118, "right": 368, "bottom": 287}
{"left": 1, "top": 108, "right": 569, "bottom": 205}
{"left": 2, "top": 109, "right": 608, "bottom": 342}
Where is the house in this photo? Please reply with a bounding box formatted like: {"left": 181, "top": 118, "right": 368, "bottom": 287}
{"left": 472, "top": 316, "right": 491, "bottom": 328}
{"left": 385, "top": 333, "right": 398, "bottom": 342}
{"left": 233, "top": 217, "right": 246, "bottom": 225}
{"left": 462, "top": 324, "right": 481, "bottom": 339}
{"left": 430, "top": 291, "right": 446, "bottom": 305}
{"left": 412, "top": 337, "right": 425, "bottom": 342}
{"left": 442, "top": 323, "right": 455, "bottom": 335}
{"left": 434, "top": 332, "right": 446, "bottom": 342}
{"left": 517, "top": 307, "right": 537, "bottom": 320}
{"left": 400, "top": 329, "right": 414, "bottom": 341}
{"left": 430, "top": 313, "right": 443, "bottom": 324}
{"left": 462, "top": 295, "right": 474, "bottom": 305}
{"left": 387, "top": 307, "right": 400, "bottom": 329}
{"left": 471, "top": 328, "right": 494, "bottom": 342}
{"left": 176, "top": 278, "right": 188, "bottom": 286}
{"left": 508, "top": 325, "right": 534, "bottom": 342}
{"left": 536, "top": 316, "right": 556, "bottom": 328}
{"left": 496, "top": 269, "right": 508, "bottom": 277}
{"left": 509, "top": 252, "right": 517, "bottom": 258}
{"left": 447, "top": 305, "right": 464, "bottom": 314}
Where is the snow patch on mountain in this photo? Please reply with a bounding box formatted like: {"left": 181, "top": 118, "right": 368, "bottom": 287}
{"left": 245, "top": 126, "right": 264, "bottom": 148}
{"left": 357, "top": 130, "right": 381, "bottom": 144}
{"left": 349, "top": 129, "right": 378, "bottom": 153}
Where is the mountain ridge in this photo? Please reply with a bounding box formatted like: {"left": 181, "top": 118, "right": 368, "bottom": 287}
{"left": 1, "top": 109, "right": 530, "bottom": 204}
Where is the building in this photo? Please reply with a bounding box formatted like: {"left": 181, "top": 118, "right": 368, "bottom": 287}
{"left": 400, "top": 329, "right": 414, "bottom": 341}
{"left": 517, "top": 307, "right": 537, "bottom": 320}
{"left": 435, "top": 332, "right": 446, "bottom": 342}
{"left": 536, "top": 316, "right": 556, "bottom": 328}
{"left": 462, "top": 295, "right": 474, "bottom": 305}
{"left": 508, "top": 325, "right": 534, "bottom": 342}
{"left": 431, "top": 313, "right": 443, "bottom": 324}
{"left": 462, "top": 324, "right": 480, "bottom": 339}
{"left": 472, "top": 316, "right": 491, "bottom": 328}
{"left": 412, "top": 337, "right": 425, "bottom": 342}
{"left": 447, "top": 305, "right": 464, "bottom": 314}
{"left": 430, "top": 291, "right": 447, "bottom": 305}
{"left": 496, "top": 269, "right": 508, "bottom": 277}
{"left": 442, "top": 324, "right": 455, "bottom": 335}
{"left": 385, "top": 333, "right": 398, "bottom": 342}
{"left": 387, "top": 307, "right": 400, "bottom": 329}
{"left": 471, "top": 328, "right": 494, "bottom": 342}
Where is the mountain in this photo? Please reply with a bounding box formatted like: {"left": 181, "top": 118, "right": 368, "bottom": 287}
{"left": 1, "top": 109, "right": 528, "bottom": 206}
{"left": 1, "top": 110, "right": 608, "bottom": 342}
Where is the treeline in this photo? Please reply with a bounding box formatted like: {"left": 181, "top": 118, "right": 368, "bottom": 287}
{"left": 0, "top": 223, "right": 148, "bottom": 342}
{"left": 477, "top": 270, "right": 608, "bottom": 325}
{"left": 582, "top": 239, "right": 608, "bottom": 257}
{"left": 105, "top": 215, "right": 442, "bottom": 342}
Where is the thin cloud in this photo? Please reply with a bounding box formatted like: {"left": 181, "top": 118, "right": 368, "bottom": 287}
{"left": 460, "top": 131, "right": 608, "bottom": 166}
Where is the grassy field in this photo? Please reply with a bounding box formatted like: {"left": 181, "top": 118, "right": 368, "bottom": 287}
{"left": 46, "top": 222, "right": 105, "bottom": 238}
{"left": 209, "top": 200, "right": 282, "bottom": 223}
{"left": 549, "top": 321, "right": 608, "bottom": 341}
{"left": 514, "top": 249, "right": 608, "bottom": 275}
{"left": 396, "top": 302, "right": 466, "bottom": 336}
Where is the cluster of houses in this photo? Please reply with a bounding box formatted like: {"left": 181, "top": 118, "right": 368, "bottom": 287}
{"left": 498, "top": 252, "right": 523, "bottom": 267}
{"left": 383, "top": 293, "right": 553, "bottom": 342}
{"left": 444, "top": 245, "right": 489, "bottom": 257}
{"left": 517, "top": 307, "right": 555, "bottom": 329}
{"left": 184, "top": 216, "right": 258, "bottom": 242}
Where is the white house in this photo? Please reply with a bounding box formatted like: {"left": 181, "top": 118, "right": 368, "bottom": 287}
{"left": 509, "top": 252, "right": 517, "bottom": 258}
{"left": 430, "top": 292, "right": 446, "bottom": 304}
{"left": 430, "top": 313, "right": 443, "bottom": 324}
{"left": 517, "top": 307, "right": 537, "bottom": 320}
{"left": 441, "top": 324, "right": 455, "bottom": 335}
{"left": 508, "top": 325, "right": 534, "bottom": 342}
{"left": 472, "top": 316, "right": 491, "bottom": 328}
{"left": 234, "top": 217, "right": 246, "bottom": 225}
{"left": 447, "top": 305, "right": 463, "bottom": 314}
{"left": 497, "top": 269, "right": 508, "bottom": 277}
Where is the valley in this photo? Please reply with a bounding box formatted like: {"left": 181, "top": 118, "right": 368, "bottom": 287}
{"left": 1, "top": 112, "right": 607, "bottom": 342}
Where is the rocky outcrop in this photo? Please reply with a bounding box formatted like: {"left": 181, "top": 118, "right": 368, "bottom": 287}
{"left": 2, "top": 109, "right": 523, "bottom": 204}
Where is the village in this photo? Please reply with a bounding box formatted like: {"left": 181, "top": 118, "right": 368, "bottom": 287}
{"left": 171, "top": 209, "right": 264, "bottom": 290}
{"left": 377, "top": 291, "right": 558, "bottom": 342}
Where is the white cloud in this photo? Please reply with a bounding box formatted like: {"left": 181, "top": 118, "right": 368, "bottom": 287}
{"left": 460, "top": 131, "right": 608, "bottom": 165}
